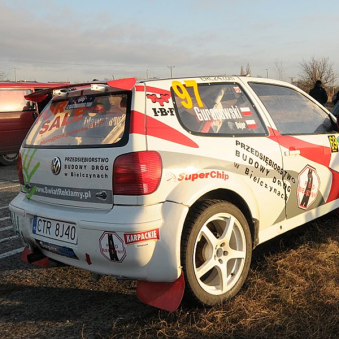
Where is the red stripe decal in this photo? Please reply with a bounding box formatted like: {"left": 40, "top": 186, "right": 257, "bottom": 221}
{"left": 135, "top": 85, "right": 171, "bottom": 96}
{"left": 268, "top": 127, "right": 331, "bottom": 167}
{"left": 327, "top": 168, "right": 339, "bottom": 203}
{"left": 130, "top": 110, "right": 199, "bottom": 148}
{"left": 267, "top": 127, "right": 339, "bottom": 204}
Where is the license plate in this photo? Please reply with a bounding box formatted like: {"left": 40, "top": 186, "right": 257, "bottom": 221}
{"left": 32, "top": 216, "right": 77, "bottom": 245}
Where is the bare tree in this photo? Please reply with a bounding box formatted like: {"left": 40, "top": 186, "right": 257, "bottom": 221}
{"left": 240, "top": 65, "right": 246, "bottom": 75}
{"left": 246, "top": 63, "right": 251, "bottom": 76}
{"left": 275, "top": 60, "right": 284, "bottom": 81}
{"left": 0, "top": 71, "right": 7, "bottom": 81}
{"left": 299, "top": 56, "right": 337, "bottom": 91}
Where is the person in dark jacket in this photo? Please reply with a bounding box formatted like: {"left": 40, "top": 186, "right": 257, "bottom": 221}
{"left": 309, "top": 80, "right": 328, "bottom": 105}
{"left": 332, "top": 90, "right": 339, "bottom": 105}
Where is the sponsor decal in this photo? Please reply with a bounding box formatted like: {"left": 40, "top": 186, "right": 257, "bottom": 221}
{"left": 297, "top": 165, "right": 320, "bottom": 210}
{"left": 178, "top": 170, "right": 229, "bottom": 182}
{"left": 235, "top": 140, "right": 296, "bottom": 200}
{"left": 200, "top": 76, "right": 236, "bottom": 81}
{"left": 233, "top": 86, "right": 242, "bottom": 94}
{"left": 124, "top": 229, "right": 160, "bottom": 245}
{"left": 328, "top": 135, "right": 338, "bottom": 153}
{"left": 193, "top": 105, "right": 242, "bottom": 122}
{"left": 63, "top": 157, "right": 109, "bottom": 181}
{"left": 146, "top": 93, "right": 171, "bottom": 106}
{"left": 99, "top": 232, "right": 126, "bottom": 263}
{"left": 36, "top": 239, "right": 78, "bottom": 259}
{"left": 152, "top": 107, "right": 175, "bottom": 117}
{"left": 66, "top": 95, "right": 95, "bottom": 109}
{"left": 33, "top": 184, "right": 93, "bottom": 201}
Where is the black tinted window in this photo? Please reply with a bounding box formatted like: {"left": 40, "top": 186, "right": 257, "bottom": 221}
{"left": 172, "top": 81, "right": 266, "bottom": 136}
{"left": 250, "top": 83, "right": 334, "bottom": 135}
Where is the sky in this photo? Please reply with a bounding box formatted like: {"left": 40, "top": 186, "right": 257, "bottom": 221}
{"left": 1, "top": 0, "right": 338, "bottom": 83}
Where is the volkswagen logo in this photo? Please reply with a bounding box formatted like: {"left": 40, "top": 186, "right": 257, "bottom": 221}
{"left": 51, "top": 157, "right": 61, "bottom": 175}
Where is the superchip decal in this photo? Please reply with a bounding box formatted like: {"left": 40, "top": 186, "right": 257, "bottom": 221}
{"left": 130, "top": 110, "right": 199, "bottom": 148}
{"left": 124, "top": 229, "right": 160, "bottom": 245}
{"left": 178, "top": 170, "right": 229, "bottom": 182}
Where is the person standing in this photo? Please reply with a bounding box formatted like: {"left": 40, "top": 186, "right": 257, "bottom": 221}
{"left": 309, "top": 80, "right": 328, "bottom": 105}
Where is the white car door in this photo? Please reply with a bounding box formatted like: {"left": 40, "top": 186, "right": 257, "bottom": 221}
{"left": 250, "top": 82, "right": 339, "bottom": 223}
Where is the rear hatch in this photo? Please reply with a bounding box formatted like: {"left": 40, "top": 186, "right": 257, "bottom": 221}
{"left": 21, "top": 85, "right": 132, "bottom": 210}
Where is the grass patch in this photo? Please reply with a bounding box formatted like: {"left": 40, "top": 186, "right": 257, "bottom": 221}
{"left": 109, "top": 211, "right": 339, "bottom": 339}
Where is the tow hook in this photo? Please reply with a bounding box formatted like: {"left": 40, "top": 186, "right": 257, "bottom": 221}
{"left": 27, "top": 250, "right": 46, "bottom": 263}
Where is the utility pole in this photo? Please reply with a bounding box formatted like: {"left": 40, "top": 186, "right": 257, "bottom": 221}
{"left": 14, "top": 67, "right": 17, "bottom": 82}
{"left": 168, "top": 66, "right": 175, "bottom": 78}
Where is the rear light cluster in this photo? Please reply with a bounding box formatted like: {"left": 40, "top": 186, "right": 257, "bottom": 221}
{"left": 17, "top": 153, "right": 25, "bottom": 186}
{"left": 113, "top": 151, "right": 162, "bottom": 195}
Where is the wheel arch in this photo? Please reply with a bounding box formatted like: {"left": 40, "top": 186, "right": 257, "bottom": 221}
{"left": 182, "top": 188, "right": 259, "bottom": 250}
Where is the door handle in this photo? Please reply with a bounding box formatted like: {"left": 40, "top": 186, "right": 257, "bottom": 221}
{"left": 284, "top": 149, "right": 300, "bottom": 156}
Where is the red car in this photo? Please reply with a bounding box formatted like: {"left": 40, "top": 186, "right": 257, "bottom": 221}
{"left": 0, "top": 82, "right": 67, "bottom": 165}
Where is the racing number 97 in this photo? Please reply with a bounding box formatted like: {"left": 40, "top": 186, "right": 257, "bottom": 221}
{"left": 172, "top": 80, "right": 204, "bottom": 109}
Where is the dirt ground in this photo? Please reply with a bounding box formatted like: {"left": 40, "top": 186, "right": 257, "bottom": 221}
{"left": 0, "top": 257, "right": 159, "bottom": 339}
{"left": 1, "top": 164, "right": 158, "bottom": 339}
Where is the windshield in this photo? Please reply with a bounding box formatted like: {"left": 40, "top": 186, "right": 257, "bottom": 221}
{"left": 26, "top": 92, "right": 129, "bottom": 146}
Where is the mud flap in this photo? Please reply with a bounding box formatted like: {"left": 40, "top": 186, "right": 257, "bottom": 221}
{"left": 136, "top": 270, "right": 185, "bottom": 312}
{"left": 21, "top": 248, "right": 50, "bottom": 268}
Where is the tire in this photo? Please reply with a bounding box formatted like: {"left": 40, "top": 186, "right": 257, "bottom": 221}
{"left": 0, "top": 153, "right": 18, "bottom": 166}
{"left": 182, "top": 200, "right": 252, "bottom": 306}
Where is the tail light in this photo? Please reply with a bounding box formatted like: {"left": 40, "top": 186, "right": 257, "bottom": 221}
{"left": 113, "top": 151, "right": 162, "bottom": 195}
{"left": 17, "top": 153, "right": 24, "bottom": 185}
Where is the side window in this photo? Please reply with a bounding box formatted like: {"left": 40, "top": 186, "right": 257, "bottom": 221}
{"left": 250, "top": 83, "right": 335, "bottom": 135}
{"left": 0, "top": 89, "right": 33, "bottom": 112}
{"left": 171, "top": 82, "right": 266, "bottom": 136}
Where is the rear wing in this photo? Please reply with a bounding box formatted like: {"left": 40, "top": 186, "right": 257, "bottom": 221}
{"left": 25, "top": 78, "right": 137, "bottom": 103}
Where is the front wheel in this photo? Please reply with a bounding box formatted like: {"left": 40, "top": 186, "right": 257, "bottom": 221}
{"left": 182, "top": 200, "right": 252, "bottom": 306}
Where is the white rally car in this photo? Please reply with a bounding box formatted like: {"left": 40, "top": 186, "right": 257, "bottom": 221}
{"left": 9, "top": 76, "right": 339, "bottom": 311}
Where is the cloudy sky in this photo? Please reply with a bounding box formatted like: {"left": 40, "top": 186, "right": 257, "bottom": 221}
{"left": 1, "top": 0, "right": 338, "bottom": 83}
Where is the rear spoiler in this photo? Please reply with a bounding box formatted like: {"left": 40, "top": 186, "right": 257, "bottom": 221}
{"left": 25, "top": 77, "right": 137, "bottom": 103}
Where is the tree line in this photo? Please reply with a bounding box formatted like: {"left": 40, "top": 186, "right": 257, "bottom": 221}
{"left": 240, "top": 56, "right": 338, "bottom": 100}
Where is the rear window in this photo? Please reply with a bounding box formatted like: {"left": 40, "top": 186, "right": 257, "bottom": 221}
{"left": 172, "top": 82, "right": 266, "bottom": 136}
{"left": 0, "top": 89, "right": 33, "bottom": 112}
{"left": 25, "top": 93, "right": 129, "bottom": 147}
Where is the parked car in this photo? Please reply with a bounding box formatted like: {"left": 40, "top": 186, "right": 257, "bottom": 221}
{"left": 9, "top": 76, "right": 339, "bottom": 311}
{"left": 0, "top": 81, "right": 68, "bottom": 165}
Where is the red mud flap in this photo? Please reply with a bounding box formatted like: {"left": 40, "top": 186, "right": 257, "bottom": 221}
{"left": 21, "top": 248, "right": 50, "bottom": 268}
{"left": 136, "top": 270, "right": 185, "bottom": 312}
